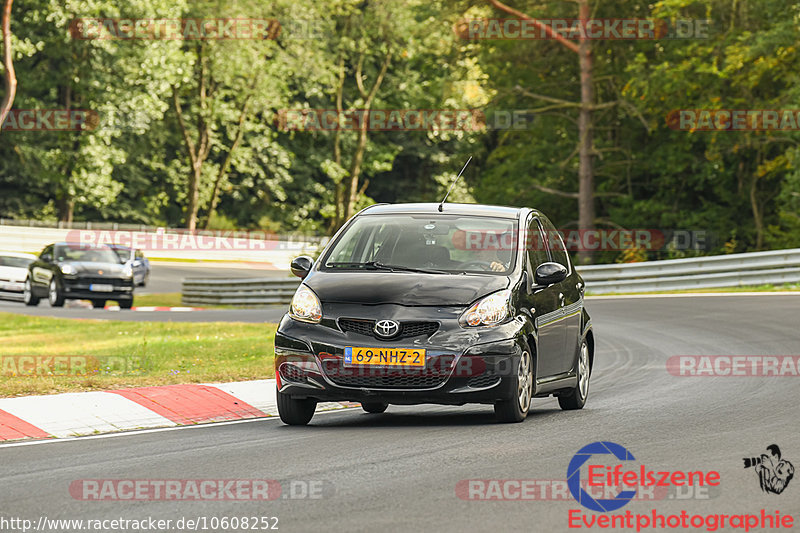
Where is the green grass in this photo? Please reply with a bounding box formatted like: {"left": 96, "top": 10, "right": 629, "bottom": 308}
{"left": 130, "top": 292, "right": 185, "bottom": 307}
{"left": 0, "top": 312, "right": 277, "bottom": 397}
{"left": 586, "top": 283, "right": 800, "bottom": 296}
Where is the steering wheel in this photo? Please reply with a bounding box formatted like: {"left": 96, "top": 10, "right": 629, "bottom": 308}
{"left": 460, "top": 260, "right": 494, "bottom": 271}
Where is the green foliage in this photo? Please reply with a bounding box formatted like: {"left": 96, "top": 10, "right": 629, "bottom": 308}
{"left": 1, "top": 0, "right": 799, "bottom": 258}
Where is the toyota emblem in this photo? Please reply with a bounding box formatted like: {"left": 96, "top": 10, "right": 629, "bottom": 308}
{"left": 374, "top": 319, "right": 400, "bottom": 339}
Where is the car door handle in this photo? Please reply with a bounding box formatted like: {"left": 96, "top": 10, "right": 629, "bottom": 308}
{"left": 559, "top": 292, "right": 565, "bottom": 306}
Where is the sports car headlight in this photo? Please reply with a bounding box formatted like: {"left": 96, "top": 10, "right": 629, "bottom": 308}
{"left": 60, "top": 264, "right": 78, "bottom": 275}
{"left": 289, "top": 286, "right": 322, "bottom": 323}
{"left": 461, "top": 289, "right": 512, "bottom": 327}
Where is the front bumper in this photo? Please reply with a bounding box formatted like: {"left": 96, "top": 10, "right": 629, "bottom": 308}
{"left": 274, "top": 303, "right": 528, "bottom": 405}
{"left": 0, "top": 280, "right": 25, "bottom": 301}
{"left": 61, "top": 276, "right": 134, "bottom": 300}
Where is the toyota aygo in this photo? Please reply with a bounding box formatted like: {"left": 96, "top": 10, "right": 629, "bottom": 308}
{"left": 274, "top": 203, "right": 594, "bottom": 424}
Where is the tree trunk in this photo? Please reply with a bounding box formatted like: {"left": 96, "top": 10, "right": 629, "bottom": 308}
{"left": 186, "top": 164, "right": 201, "bottom": 231}
{"left": 341, "top": 50, "right": 391, "bottom": 222}
{"left": 487, "top": 0, "right": 595, "bottom": 264}
{"left": 344, "top": 121, "right": 369, "bottom": 221}
{"left": 750, "top": 175, "right": 763, "bottom": 250}
{"left": 576, "top": 0, "right": 595, "bottom": 265}
{"left": 0, "top": 0, "right": 16, "bottom": 130}
{"left": 56, "top": 195, "right": 74, "bottom": 224}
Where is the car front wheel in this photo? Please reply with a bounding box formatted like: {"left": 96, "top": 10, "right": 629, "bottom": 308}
{"left": 48, "top": 279, "right": 65, "bottom": 307}
{"left": 494, "top": 349, "right": 533, "bottom": 423}
{"left": 23, "top": 278, "right": 40, "bottom": 306}
{"left": 558, "top": 339, "right": 590, "bottom": 410}
{"left": 277, "top": 389, "right": 317, "bottom": 425}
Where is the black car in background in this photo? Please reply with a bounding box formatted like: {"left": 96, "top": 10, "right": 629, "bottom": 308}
{"left": 274, "top": 203, "right": 593, "bottom": 425}
{"left": 24, "top": 242, "right": 135, "bottom": 309}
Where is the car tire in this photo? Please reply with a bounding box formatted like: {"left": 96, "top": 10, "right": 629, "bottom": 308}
{"left": 23, "top": 278, "right": 40, "bottom": 306}
{"left": 558, "top": 339, "right": 590, "bottom": 411}
{"left": 494, "top": 348, "right": 534, "bottom": 423}
{"left": 48, "top": 279, "right": 65, "bottom": 307}
{"left": 361, "top": 402, "right": 388, "bottom": 414}
{"left": 91, "top": 299, "right": 107, "bottom": 309}
{"left": 118, "top": 298, "right": 134, "bottom": 310}
{"left": 277, "top": 389, "right": 317, "bottom": 425}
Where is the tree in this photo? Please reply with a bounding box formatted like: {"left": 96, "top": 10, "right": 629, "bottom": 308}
{"left": 0, "top": 0, "right": 15, "bottom": 129}
{"left": 486, "top": 0, "right": 597, "bottom": 264}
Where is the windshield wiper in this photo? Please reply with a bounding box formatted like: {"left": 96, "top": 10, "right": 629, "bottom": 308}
{"left": 326, "top": 261, "right": 448, "bottom": 275}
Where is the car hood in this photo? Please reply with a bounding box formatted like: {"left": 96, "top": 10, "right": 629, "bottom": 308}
{"left": 0, "top": 266, "right": 28, "bottom": 282}
{"left": 304, "top": 271, "right": 509, "bottom": 306}
{"left": 60, "top": 261, "right": 126, "bottom": 275}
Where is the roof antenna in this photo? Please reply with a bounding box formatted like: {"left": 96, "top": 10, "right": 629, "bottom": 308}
{"left": 438, "top": 156, "right": 472, "bottom": 212}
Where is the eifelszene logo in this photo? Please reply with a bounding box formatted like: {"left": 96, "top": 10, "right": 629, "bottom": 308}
{"left": 567, "top": 441, "right": 721, "bottom": 512}
{"left": 743, "top": 444, "right": 794, "bottom": 495}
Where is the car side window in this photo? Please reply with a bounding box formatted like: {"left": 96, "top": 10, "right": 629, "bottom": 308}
{"left": 41, "top": 245, "right": 54, "bottom": 261}
{"left": 135, "top": 250, "right": 144, "bottom": 259}
{"left": 527, "top": 217, "right": 549, "bottom": 268}
{"left": 541, "top": 218, "right": 571, "bottom": 273}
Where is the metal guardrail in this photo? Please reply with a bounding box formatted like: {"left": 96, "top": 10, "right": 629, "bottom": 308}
{"left": 182, "top": 278, "right": 300, "bottom": 306}
{"left": 180, "top": 248, "right": 800, "bottom": 305}
{"left": 578, "top": 248, "right": 800, "bottom": 294}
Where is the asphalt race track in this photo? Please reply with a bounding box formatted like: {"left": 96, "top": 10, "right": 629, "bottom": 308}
{"left": 1, "top": 294, "right": 798, "bottom": 532}
{"left": 141, "top": 262, "right": 290, "bottom": 294}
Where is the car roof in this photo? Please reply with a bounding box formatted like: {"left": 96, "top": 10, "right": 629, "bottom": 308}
{"left": 52, "top": 242, "right": 115, "bottom": 248}
{"left": 0, "top": 251, "right": 38, "bottom": 260}
{"left": 359, "top": 202, "right": 525, "bottom": 219}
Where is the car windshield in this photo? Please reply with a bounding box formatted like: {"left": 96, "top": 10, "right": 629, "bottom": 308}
{"left": 54, "top": 244, "right": 122, "bottom": 264}
{"left": 323, "top": 214, "right": 517, "bottom": 274}
{"left": 0, "top": 255, "right": 34, "bottom": 268}
{"left": 111, "top": 247, "right": 134, "bottom": 262}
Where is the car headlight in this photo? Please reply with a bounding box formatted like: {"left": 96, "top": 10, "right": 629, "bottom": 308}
{"left": 60, "top": 264, "right": 78, "bottom": 275}
{"left": 122, "top": 265, "right": 134, "bottom": 278}
{"left": 289, "top": 286, "right": 322, "bottom": 323}
{"left": 461, "top": 289, "right": 512, "bottom": 327}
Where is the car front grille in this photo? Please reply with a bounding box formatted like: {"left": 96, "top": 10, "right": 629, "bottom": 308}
{"left": 320, "top": 359, "right": 449, "bottom": 390}
{"left": 280, "top": 364, "right": 307, "bottom": 384}
{"left": 467, "top": 373, "right": 501, "bottom": 389}
{"left": 338, "top": 319, "right": 439, "bottom": 339}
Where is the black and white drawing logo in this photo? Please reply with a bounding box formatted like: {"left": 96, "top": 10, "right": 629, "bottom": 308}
{"left": 743, "top": 444, "right": 794, "bottom": 495}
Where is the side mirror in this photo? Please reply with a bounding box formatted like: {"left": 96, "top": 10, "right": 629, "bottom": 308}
{"left": 290, "top": 255, "right": 314, "bottom": 279}
{"left": 534, "top": 262, "right": 567, "bottom": 286}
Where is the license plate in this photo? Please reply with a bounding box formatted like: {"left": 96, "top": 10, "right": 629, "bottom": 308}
{"left": 344, "top": 347, "right": 426, "bottom": 367}
{"left": 89, "top": 284, "right": 114, "bottom": 292}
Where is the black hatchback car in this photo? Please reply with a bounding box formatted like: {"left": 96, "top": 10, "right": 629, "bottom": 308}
{"left": 274, "top": 203, "right": 593, "bottom": 424}
{"left": 24, "top": 242, "right": 135, "bottom": 308}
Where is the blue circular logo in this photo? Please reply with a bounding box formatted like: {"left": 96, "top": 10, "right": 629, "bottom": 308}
{"left": 567, "top": 441, "right": 638, "bottom": 512}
